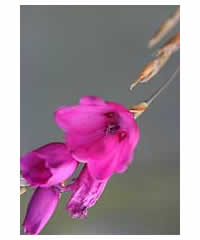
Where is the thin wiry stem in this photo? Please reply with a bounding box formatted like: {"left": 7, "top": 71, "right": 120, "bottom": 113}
{"left": 130, "top": 66, "right": 180, "bottom": 119}
{"left": 145, "top": 66, "right": 180, "bottom": 106}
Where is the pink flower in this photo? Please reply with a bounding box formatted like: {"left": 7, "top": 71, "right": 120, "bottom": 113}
{"left": 55, "top": 96, "right": 140, "bottom": 180}
{"left": 21, "top": 96, "right": 140, "bottom": 231}
{"left": 23, "top": 187, "right": 60, "bottom": 235}
{"left": 66, "top": 165, "right": 108, "bottom": 219}
{"left": 20, "top": 142, "right": 78, "bottom": 187}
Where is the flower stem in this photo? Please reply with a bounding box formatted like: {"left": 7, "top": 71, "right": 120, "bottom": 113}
{"left": 129, "top": 66, "right": 179, "bottom": 119}
{"left": 145, "top": 66, "right": 180, "bottom": 106}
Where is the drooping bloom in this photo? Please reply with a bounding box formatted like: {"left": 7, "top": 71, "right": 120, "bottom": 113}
{"left": 23, "top": 187, "right": 60, "bottom": 235}
{"left": 20, "top": 142, "right": 78, "bottom": 187}
{"left": 66, "top": 165, "right": 108, "bottom": 219}
{"left": 21, "top": 96, "right": 140, "bottom": 233}
{"left": 55, "top": 96, "right": 140, "bottom": 180}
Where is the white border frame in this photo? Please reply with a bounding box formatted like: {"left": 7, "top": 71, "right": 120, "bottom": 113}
{"left": 3, "top": 1, "right": 200, "bottom": 240}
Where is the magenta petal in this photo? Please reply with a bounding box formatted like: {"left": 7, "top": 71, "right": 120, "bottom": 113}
{"left": 115, "top": 124, "right": 140, "bottom": 173}
{"left": 20, "top": 152, "right": 43, "bottom": 172}
{"left": 84, "top": 136, "right": 119, "bottom": 180}
{"left": 55, "top": 104, "right": 107, "bottom": 133}
{"left": 21, "top": 153, "right": 53, "bottom": 186}
{"left": 66, "top": 166, "right": 108, "bottom": 219}
{"left": 66, "top": 128, "right": 105, "bottom": 158}
{"left": 20, "top": 142, "right": 78, "bottom": 187}
{"left": 23, "top": 187, "right": 59, "bottom": 235}
{"left": 79, "top": 96, "right": 106, "bottom": 106}
{"left": 55, "top": 104, "right": 108, "bottom": 154}
{"left": 55, "top": 96, "right": 140, "bottom": 179}
{"left": 72, "top": 129, "right": 139, "bottom": 180}
{"left": 88, "top": 154, "right": 117, "bottom": 180}
{"left": 70, "top": 133, "right": 116, "bottom": 179}
{"left": 47, "top": 158, "right": 77, "bottom": 186}
{"left": 27, "top": 160, "right": 53, "bottom": 184}
{"left": 114, "top": 143, "right": 135, "bottom": 173}
{"left": 105, "top": 101, "right": 132, "bottom": 113}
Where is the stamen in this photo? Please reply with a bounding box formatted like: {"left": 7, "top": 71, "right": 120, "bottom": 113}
{"left": 106, "top": 123, "right": 120, "bottom": 135}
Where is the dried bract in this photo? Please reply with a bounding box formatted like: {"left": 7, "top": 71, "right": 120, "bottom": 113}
{"left": 148, "top": 7, "right": 180, "bottom": 48}
{"left": 130, "top": 51, "right": 171, "bottom": 90}
{"left": 156, "top": 32, "right": 180, "bottom": 56}
{"left": 20, "top": 186, "right": 27, "bottom": 195}
{"left": 129, "top": 102, "right": 148, "bottom": 119}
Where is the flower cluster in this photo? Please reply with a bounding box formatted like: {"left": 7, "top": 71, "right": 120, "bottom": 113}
{"left": 20, "top": 96, "right": 140, "bottom": 234}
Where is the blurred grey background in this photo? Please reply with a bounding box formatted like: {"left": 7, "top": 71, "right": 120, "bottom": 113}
{"left": 20, "top": 5, "right": 180, "bottom": 235}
